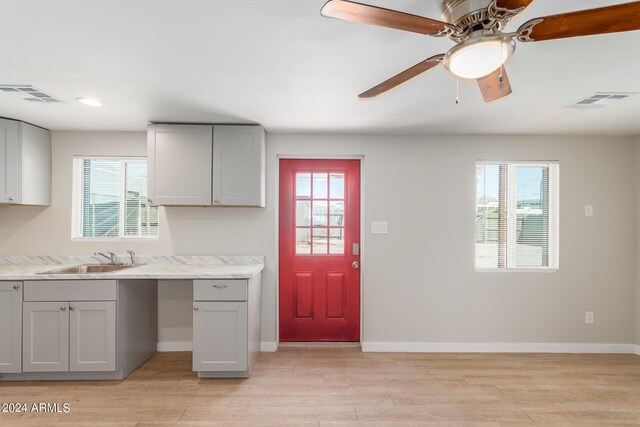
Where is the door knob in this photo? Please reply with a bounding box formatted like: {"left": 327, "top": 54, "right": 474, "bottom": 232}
{"left": 194, "top": 305, "right": 199, "bottom": 311}
{"left": 60, "top": 306, "right": 67, "bottom": 311}
{"left": 352, "top": 261, "right": 360, "bottom": 269}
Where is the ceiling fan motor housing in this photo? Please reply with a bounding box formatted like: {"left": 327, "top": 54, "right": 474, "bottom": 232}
{"left": 442, "top": 0, "right": 507, "bottom": 39}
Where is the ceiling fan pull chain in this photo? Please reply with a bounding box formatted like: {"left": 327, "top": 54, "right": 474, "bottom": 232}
{"left": 455, "top": 76, "right": 460, "bottom": 104}
{"left": 498, "top": 41, "right": 505, "bottom": 87}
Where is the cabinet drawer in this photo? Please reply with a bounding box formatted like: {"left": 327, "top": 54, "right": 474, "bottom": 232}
{"left": 24, "top": 280, "right": 117, "bottom": 302}
{"left": 193, "top": 279, "right": 247, "bottom": 301}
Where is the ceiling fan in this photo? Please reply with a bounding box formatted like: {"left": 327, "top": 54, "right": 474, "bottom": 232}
{"left": 320, "top": 0, "right": 640, "bottom": 102}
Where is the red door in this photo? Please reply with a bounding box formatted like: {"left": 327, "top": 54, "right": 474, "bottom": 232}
{"left": 279, "top": 159, "right": 361, "bottom": 342}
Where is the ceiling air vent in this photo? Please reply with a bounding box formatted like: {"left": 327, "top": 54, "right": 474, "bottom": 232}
{"left": 0, "top": 85, "right": 65, "bottom": 103}
{"left": 565, "top": 92, "right": 637, "bottom": 109}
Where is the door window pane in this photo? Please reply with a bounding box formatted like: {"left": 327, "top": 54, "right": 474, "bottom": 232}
{"left": 296, "top": 228, "right": 311, "bottom": 254}
{"left": 330, "top": 173, "right": 345, "bottom": 199}
{"left": 329, "top": 228, "right": 344, "bottom": 254}
{"left": 312, "top": 228, "right": 328, "bottom": 254}
{"left": 296, "top": 173, "right": 311, "bottom": 199}
{"left": 313, "top": 173, "right": 328, "bottom": 199}
{"left": 329, "top": 201, "right": 344, "bottom": 227}
{"left": 296, "top": 201, "right": 311, "bottom": 226}
{"left": 312, "top": 201, "right": 328, "bottom": 227}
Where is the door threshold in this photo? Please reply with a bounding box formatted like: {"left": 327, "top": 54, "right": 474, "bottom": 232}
{"left": 279, "top": 342, "right": 361, "bottom": 349}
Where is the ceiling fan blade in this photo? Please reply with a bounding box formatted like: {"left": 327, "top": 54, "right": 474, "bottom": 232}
{"left": 321, "top": 0, "right": 449, "bottom": 36}
{"left": 359, "top": 54, "right": 444, "bottom": 99}
{"left": 477, "top": 67, "right": 512, "bottom": 103}
{"left": 518, "top": 1, "right": 640, "bottom": 42}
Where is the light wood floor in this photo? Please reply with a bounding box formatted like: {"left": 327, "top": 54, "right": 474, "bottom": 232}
{"left": 2, "top": 349, "right": 640, "bottom": 426}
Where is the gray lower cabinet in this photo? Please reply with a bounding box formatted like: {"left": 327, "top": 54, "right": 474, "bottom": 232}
{"left": 1, "top": 279, "right": 157, "bottom": 381}
{"left": 23, "top": 300, "right": 116, "bottom": 373}
{"left": 192, "top": 274, "right": 261, "bottom": 378}
{"left": 193, "top": 301, "right": 248, "bottom": 372}
{"left": 70, "top": 301, "right": 117, "bottom": 372}
{"left": 23, "top": 301, "right": 70, "bottom": 372}
{"left": 0, "top": 282, "right": 22, "bottom": 374}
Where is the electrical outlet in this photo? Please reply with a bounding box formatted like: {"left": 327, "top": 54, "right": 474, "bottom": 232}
{"left": 585, "top": 311, "right": 594, "bottom": 324}
{"left": 585, "top": 205, "right": 594, "bottom": 217}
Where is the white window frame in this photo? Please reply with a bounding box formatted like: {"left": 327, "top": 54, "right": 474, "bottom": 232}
{"left": 71, "top": 156, "right": 159, "bottom": 241}
{"left": 475, "top": 160, "right": 559, "bottom": 272}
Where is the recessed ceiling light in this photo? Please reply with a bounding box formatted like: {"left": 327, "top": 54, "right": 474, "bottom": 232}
{"left": 76, "top": 97, "right": 104, "bottom": 107}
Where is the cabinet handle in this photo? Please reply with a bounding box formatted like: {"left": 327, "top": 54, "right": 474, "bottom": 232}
{"left": 212, "top": 284, "right": 228, "bottom": 289}
{"left": 12, "top": 284, "right": 20, "bottom": 290}
{"left": 213, "top": 199, "right": 220, "bottom": 204}
{"left": 194, "top": 305, "right": 199, "bottom": 311}
{"left": 60, "top": 306, "right": 67, "bottom": 311}
{"left": 8, "top": 197, "right": 15, "bottom": 201}
{"left": 69, "top": 306, "right": 75, "bottom": 311}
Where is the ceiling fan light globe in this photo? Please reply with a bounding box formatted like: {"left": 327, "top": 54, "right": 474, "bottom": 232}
{"left": 444, "top": 33, "right": 516, "bottom": 79}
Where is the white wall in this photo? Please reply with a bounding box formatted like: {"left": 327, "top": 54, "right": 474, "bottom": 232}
{"left": 0, "top": 131, "right": 636, "bottom": 347}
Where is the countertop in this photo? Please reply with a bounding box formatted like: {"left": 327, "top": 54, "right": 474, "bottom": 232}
{"left": 0, "top": 255, "right": 264, "bottom": 281}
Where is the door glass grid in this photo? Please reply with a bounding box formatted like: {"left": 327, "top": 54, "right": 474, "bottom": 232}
{"left": 295, "top": 172, "right": 345, "bottom": 255}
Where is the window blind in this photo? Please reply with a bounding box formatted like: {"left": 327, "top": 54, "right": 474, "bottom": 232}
{"left": 72, "top": 157, "right": 158, "bottom": 239}
{"left": 475, "top": 161, "right": 558, "bottom": 269}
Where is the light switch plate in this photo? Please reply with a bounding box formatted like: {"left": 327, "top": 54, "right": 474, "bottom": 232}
{"left": 371, "top": 221, "right": 388, "bottom": 234}
{"left": 585, "top": 205, "right": 594, "bottom": 217}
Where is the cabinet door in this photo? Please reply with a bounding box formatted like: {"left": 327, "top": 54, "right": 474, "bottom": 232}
{"left": 193, "top": 301, "right": 248, "bottom": 372}
{"left": 0, "top": 119, "right": 20, "bottom": 204}
{"left": 0, "top": 282, "right": 22, "bottom": 373}
{"left": 69, "top": 301, "right": 116, "bottom": 372}
{"left": 148, "top": 124, "right": 213, "bottom": 206}
{"left": 213, "top": 126, "right": 265, "bottom": 207}
{"left": 23, "top": 302, "right": 69, "bottom": 372}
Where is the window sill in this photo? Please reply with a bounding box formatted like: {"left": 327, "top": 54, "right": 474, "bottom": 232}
{"left": 476, "top": 268, "right": 559, "bottom": 273}
{"left": 71, "top": 237, "right": 159, "bottom": 242}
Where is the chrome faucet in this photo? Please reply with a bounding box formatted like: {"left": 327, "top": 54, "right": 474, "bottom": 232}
{"left": 94, "top": 251, "right": 121, "bottom": 265}
{"left": 127, "top": 250, "right": 136, "bottom": 265}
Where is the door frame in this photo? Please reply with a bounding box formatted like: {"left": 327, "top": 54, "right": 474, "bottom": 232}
{"left": 275, "top": 155, "right": 365, "bottom": 346}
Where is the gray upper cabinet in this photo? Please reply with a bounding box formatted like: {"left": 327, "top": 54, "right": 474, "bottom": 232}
{"left": 0, "top": 282, "right": 22, "bottom": 374}
{"left": 213, "top": 126, "right": 266, "bottom": 207}
{"left": 148, "top": 124, "right": 213, "bottom": 206}
{"left": 0, "top": 119, "right": 51, "bottom": 206}
{"left": 147, "top": 124, "right": 266, "bottom": 207}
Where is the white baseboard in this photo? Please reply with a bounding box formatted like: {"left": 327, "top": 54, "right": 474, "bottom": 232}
{"left": 157, "top": 341, "right": 192, "bottom": 352}
{"left": 260, "top": 341, "right": 278, "bottom": 352}
{"left": 157, "top": 341, "right": 278, "bottom": 352}
{"left": 361, "top": 342, "right": 638, "bottom": 354}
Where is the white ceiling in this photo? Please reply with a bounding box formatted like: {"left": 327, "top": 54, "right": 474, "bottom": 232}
{"left": 1, "top": 0, "right": 639, "bottom": 135}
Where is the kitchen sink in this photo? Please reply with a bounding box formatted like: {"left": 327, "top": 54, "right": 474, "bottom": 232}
{"left": 38, "top": 264, "right": 143, "bottom": 274}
